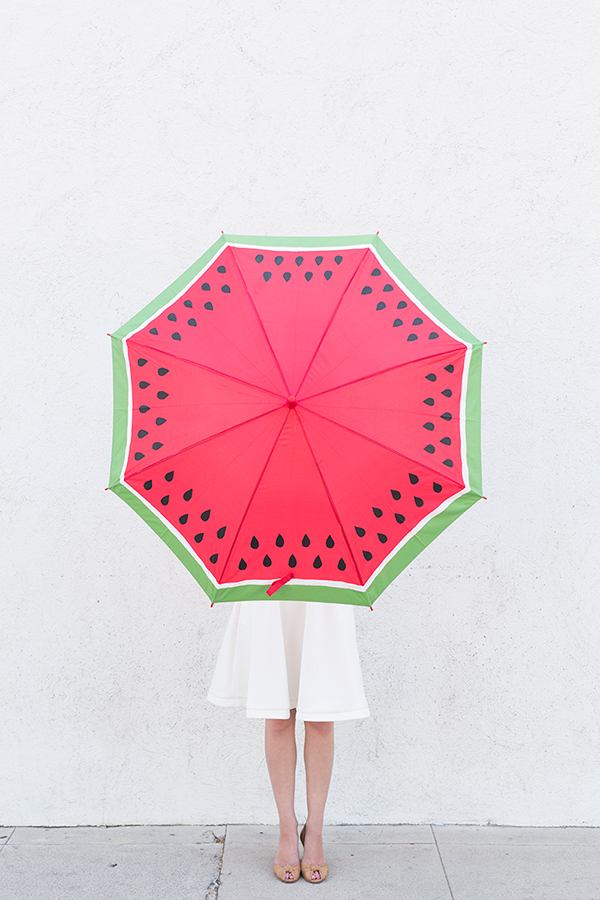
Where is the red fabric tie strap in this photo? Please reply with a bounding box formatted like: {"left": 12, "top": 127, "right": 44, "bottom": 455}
{"left": 266, "top": 572, "right": 294, "bottom": 596}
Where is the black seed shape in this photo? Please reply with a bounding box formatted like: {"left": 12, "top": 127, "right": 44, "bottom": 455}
{"left": 413, "top": 317, "right": 423, "bottom": 325}
{"left": 158, "top": 368, "right": 169, "bottom": 376}
{"left": 155, "top": 417, "right": 166, "bottom": 426}
{"left": 433, "top": 483, "right": 442, "bottom": 493}
{"left": 275, "top": 255, "right": 283, "bottom": 265}
{"left": 334, "top": 255, "right": 342, "bottom": 264}
{"left": 409, "top": 474, "right": 419, "bottom": 485}
{"left": 378, "top": 533, "right": 388, "bottom": 543}
{"left": 275, "top": 534, "right": 284, "bottom": 547}
{"left": 393, "top": 319, "right": 403, "bottom": 327}
{"left": 194, "top": 533, "right": 204, "bottom": 543}
{"left": 149, "top": 328, "right": 158, "bottom": 335}
{"left": 165, "top": 471, "right": 174, "bottom": 481}
{"left": 283, "top": 272, "right": 291, "bottom": 282}
{"left": 179, "top": 514, "right": 188, "bottom": 524}
{"left": 295, "top": 256, "right": 304, "bottom": 266}
{"left": 424, "top": 422, "right": 434, "bottom": 430}
{"left": 315, "top": 256, "right": 323, "bottom": 265}
{"left": 139, "top": 381, "right": 149, "bottom": 389}
{"left": 443, "top": 459, "right": 454, "bottom": 467}
{"left": 137, "top": 359, "right": 148, "bottom": 366}
{"left": 201, "top": 509, "right": 211, "bottom": 521}
{"left": 204, "top": 302, "right": 213, "bottom": 310}
{"left": 338, "top": 558, "right": 346, "bottom": 571}
{"left": 188, "top": 318, "right": 197, "bottom": 326}
{"left": 302, "top": 534, "right": 310, "bottom": 547}
{"left": 440, "top": 437, "right": 451, "bottom": 445}
{"left": 222, "top": 284, "right": 231, "bottom": 293}
{"left": 217, "top": 526, "right": 226, "bottom": 539}
{"left": 426, "top": 373, "right": 437, "bottom": 381}
{"left": 429, "top": 332, "right": 439, "bottom": 339}
{"left": 442, "top": 389, "right": 452, "bottom": 397}
{"left": 363, "top": 550, "right": 373, "bottom": 561}
{"left": 305, "top": 272, "right": 313, "bottom": 281}
{"left": 161, "top": 495, "right": 169, "bottom": 505}
{"left": 355, "top": 526, "right": 365, "bottom": 537}
{"left": 167, "top": 312, "right": 177, "bottom": 321}
{"left": 210, "top": 554, "right": 218, "bottom": 564}
{"left": 139, "top": 405, "right": 150, "bottom": 413}
{"left": 326, "top": 535, "right": 334, "bottom": 548}
{"left": 361, "top": 286, "right": 373, "bottom": 296}
{"left": 441, "top": 412, "right": 452, "bottom": 421}
{"left": 239, "top": 558, "right": 247, "bottom": 570}
{"left": 372, "top": 507, "right": 383, "bottom": 518}
{"left": 152, "top": 442, "right": 163, "bottom": 450}
{"left": 324, "top": 270, "right": 332, "bottom": 280}
{"left": 183, "top": 300, "right": 193, "bottom": 308}
{"left": 391, "top": 489, "right": 401, "bottom": 500}
{"left": 424, "top": 444, "right": 435, "bottom": 453}
{"left": 251, "top": 536, "right": 259, "bottom": 549}
{"left": 313, "top": 555, "right": 322, "bottom": 569}
{"left": 172, "top": 332, "right": 181, "bottom": 340}
{"left": 263, "top": 554, "right": 272, "bottom": 567}
{"left": 217, "top": 265, "right": 226, "bottom": 273}
{"left": 376, "top": 302, "right": 386, "bottom": 310}
{"left": 289, "top": 554, "right": 297, "bottom": 567}
{"left": 201, "top": 283, "right": 210, "bottom": 291}
{"left": 395, "top": 513, "right": 405, "bottom": 524}
{"left": 371, "top": 267, "right": 381, "bottom": 276}
{"left": 263, "top": 272, "right": 271, "bottom": 282}
{"left": 183, "top": 489, "right": 193, "bottom": 501}
{"left": 157, "top": 391, "right": 168, "bottom": 399}
{"left": 407, "top": 333, "right": 418, "bottom": 341}
{"left": 397, "top": 300, "right": 407, "bottom": 308}
{"left": 137, "top": 429, "right": 148, "bottom": 438}
{"left": 414, "top": 497, "right": 424, "bottom": 507}
{"left": 255, "top": 254, "right": 264, "bottom": 263}
{"left": 445, "top": 364, "right": 455, "bottom": 373}
{"left": 424, "top": 398, "right": 435, "bottom": 406}
{"left": 383, "top": 284, "right": 393, "bottom": 292}
{"left": 143, "top": 480, "right": 152, "bottom": 490}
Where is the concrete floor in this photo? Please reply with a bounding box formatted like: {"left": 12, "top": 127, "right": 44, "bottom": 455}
{"left": 1, "top": 824, "right": 599, "bottom": 900}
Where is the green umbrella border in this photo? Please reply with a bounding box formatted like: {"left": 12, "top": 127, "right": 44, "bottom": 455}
{"left": 108, "top": 233, "right": 483, "bottom": 607}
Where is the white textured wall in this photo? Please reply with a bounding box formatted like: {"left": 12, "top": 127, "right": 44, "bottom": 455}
{"left": 2, "top": 0, "right": 599, "bottom": 826}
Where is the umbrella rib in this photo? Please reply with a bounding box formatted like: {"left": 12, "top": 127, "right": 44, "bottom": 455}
{"left": 295, "top": 413, "right": 365, "bottom": 586}
{"left": 125, "top": 407, "right": 284, "bottom": 479}
{"left": 299, "top": 347, "right": 466, "bottom": 402}
{"left": 303, "top": 408, "right": 465, "bottom": 488}
{"left": 128, "top": 339, "right": 284, "bottom": 400}
{"left": 228, "top": 249, "right": 291, "bottom": 396}
{"left": 295, "top": 248, "right": 371, "bottom": 398}
{"left": 218, "top": 413, "right": 290, "bottom": 581}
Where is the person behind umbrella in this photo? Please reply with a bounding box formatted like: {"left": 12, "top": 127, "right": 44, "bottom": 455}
{"left": 208, "top": 598, "right": 369, "bottom": 882}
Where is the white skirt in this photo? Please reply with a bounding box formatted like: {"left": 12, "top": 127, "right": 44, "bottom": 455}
{"left": 207, "top": 600, "right": 370, "bottom": 721}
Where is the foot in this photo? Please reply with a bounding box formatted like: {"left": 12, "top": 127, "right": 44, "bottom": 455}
{"left": 274, "top": 825, "right": 300, "bottom": 880}
{"left": 301, "top": 824, "right": 328, "bottom": 882}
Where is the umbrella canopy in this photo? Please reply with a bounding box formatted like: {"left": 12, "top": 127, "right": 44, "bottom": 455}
{"left": 108, "top": 234, "right": 483, "bottom": 607}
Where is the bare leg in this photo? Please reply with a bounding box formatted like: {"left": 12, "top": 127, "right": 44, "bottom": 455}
{"left": 265, "top": 710, "right": 299, "bottom": 876}
{"left": 302, "top": 720, "right": 334, "bottom": 879}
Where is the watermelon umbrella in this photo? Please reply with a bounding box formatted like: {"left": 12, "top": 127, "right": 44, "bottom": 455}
{"left": 108, "top": 234, "right": 483, "bottom": 607}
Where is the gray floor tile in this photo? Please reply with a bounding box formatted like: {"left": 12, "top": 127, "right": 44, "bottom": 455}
{"left": 226, "top": 824, "right": 434, "bottom": 845}
{"left": 0, "top": 829, "right": 14, "bottom": 848}
{"left": 0, "top": 843, "right": 223, "bottom": 900}
{"left": 438, "top": 843, "right": 600, "bottom": 900}
{"left": 7, "top": 824, "right": 225, "bottom": 845}
{"left": 433, "top": 824, "right": 600, "bottom": 845}
{"left": 218, "top": 839, "right": 451, "bottom": 900}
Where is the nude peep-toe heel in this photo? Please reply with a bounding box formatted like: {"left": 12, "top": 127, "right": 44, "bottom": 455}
{"left": 300, "top": 825, "right": 329, "bottom": 884}
{"left": 273, "top": 862, "right": 301, "bottom": 883}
